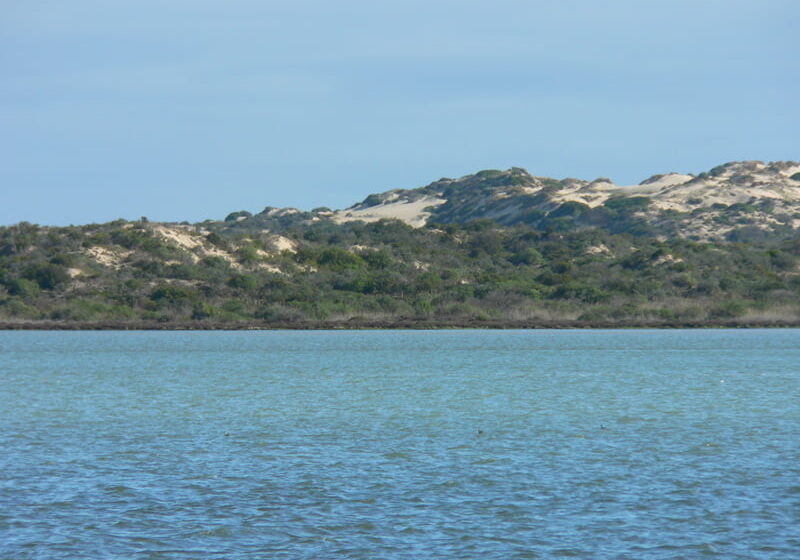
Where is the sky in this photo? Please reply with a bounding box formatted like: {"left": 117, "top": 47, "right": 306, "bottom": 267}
{"left": 1, "top": 0, "right": 798, "bottom": 225}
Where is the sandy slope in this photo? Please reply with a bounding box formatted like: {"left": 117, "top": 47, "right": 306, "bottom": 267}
{"left": 324, "top": 161, "right": 799, "bottom": 240}
{"left": 332, "top": 195, "right": 446, "bottom": 227}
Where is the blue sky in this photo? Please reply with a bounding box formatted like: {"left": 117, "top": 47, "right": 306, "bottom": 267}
{"left": 1, "top": 0, "right": 798, "bottom": 225}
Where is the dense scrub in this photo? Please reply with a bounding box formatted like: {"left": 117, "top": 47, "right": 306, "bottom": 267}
{"left": 1, "top": 217, "right": 799, "bottom": 327}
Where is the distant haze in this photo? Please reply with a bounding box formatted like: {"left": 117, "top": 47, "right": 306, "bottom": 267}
{"left": 1, "top": 0, "right": 798, "bottom": 226}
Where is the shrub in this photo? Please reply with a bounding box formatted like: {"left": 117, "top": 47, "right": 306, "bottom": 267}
{"left": 549, "top": 201, "right": 590, "bottom": 218}
{"left": 578, "top": 307, "right": 610, "bottom": 321}
{"left": 236, "top": 246, "right": 260, "bottom": 264}
{"left": 191, "top": 302, "right": 217, "bottom": 320}
{"left": 227, "top": 273, "right": 258, "bottom": 291}
{"left": 6, "top": 278, "right": 40, "bottom": 299}
{"left": 468, "top": 231, "right": 504, "bottom": 256}
{"left": 413, "top": 272, "right": 442, "bottom": 294}
{"left": 509, "top": 247, "right": 542, "bottom": 266}
{"left": 50, "top": 300, "right": 114, "bottom": 321}
{"left": 205, "top": 232, "right": 228, "bottom": 249}
{"left": 604, "top": 196, "right": 650, "bottom": 211}
{"left": 255, "top": 304, "right": 305, "bottom": 322}
{"left": 50, "top": 253, "right": 76, "bottom": 267}
{"left": 318, "top": 248, "right": 365, "bottom": 270}
{"left": 150, "top": 285, "right": 197, "bottom": 307}
{"left": 708, "top": 300, "right": 747, "bottom": 319}
{"left": 550, "top": 283, "right": 610, "bottom": 303}
{"left": 361, "top": 249, "right": 393, "bottom": 270}
{"left": 222, "top": 300, "right": 246, "bottom": 314}
{"left": 24, "top": 263, "right": 69, "bottom": 290}
{"left": 200, "top": 256, "right": 230, "bottom": 269}
{"left": 294, "top": 246, "right": 320, "bottom": 265}
{"left": 225, "top": 211, "right": 252, "bottom": 222}
{"left": 1, "top": 299, "right": 39, "bottom": 318}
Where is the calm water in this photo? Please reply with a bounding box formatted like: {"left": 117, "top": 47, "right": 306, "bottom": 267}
{"left": 1, "top": 330, "right": 799, "bottom": 559}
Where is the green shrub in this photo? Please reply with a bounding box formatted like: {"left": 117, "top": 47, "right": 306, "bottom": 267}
{"left": 550, "top": 283, "right": 610, "bottom": 303}
{"left": 191, "top": 302, "right": 217, "bottom": 320}
{"left": 50, "top": 253, "right": 76, "bottom": 267}
{"left": 236, "top": 246, "right": 260, "bottom": 264}
{"left": 225, "top": 210, "right": 252, "bottom": 222}
{"left": 24, "top": 263, "right": 69, "bottom": 290}
{"left": 1, "top": 299, "right": 39, "bottom": 318}
{"left": 150, "top": 285, "right": 198, "bottom": 307}
{"left": 6, "top": 278, "right": 40, "bottom": 299}
{"left": 708, "top": 300, "right": 747, "bottom": 319}
{"left": 49, "top": 299, "right": 119, "bottom": 321}
{"left": 205, "top": 232, "right": 228, "bottom": 249}
{"left": 318, "top": 248, "right": 365, "bottom": 270}
{"left": 222, "top": 300, "right": 246, "bottom": 314}
{"left": 361, "top": 249, "right": 393, "bottom": 269}
{"left": 200, "top": 256, "right": 230, "bottom": 269}
{"left": 255, "top": 304, "right": 304, "bottom": 322}
{"left": 509, "top": 248, "right": 542, "bottom": 266}
{"left": 604, "top": 196, "right": 650, "bottom": 211}
{"left": 549, "top": 201, "right": 590, "bottom": 218}
{"left": 227, "top": 273, "right": 258, "bottom": 291}
{"left": 578, "top": 307, "right": 610, "bottom": 321}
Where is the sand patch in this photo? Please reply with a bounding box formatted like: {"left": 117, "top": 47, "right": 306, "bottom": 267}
{"left": 586, "top": 244, "right": 611, "bottom": 256}
{"left": 84, "top": 246, "right": 132, "bottom": 269}
{"left": 151, "top": 225, "right": 203, "bottom": 251}
{"left": 333, "top": 195, "right": 446, "bottom": 228}
{"left": 268, "top": 235, "right": 297, "bottom": 253}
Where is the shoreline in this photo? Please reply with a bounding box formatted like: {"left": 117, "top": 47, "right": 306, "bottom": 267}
{"left": 1, "top": 318, "right": 799, "bottom": 330}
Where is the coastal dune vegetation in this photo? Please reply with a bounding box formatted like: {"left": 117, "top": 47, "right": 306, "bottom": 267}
{"left": 1, "top": 216, "right": 798, "bottom": 328}
{"left": 2, "top": 161, "right": 800, "bottom": 328}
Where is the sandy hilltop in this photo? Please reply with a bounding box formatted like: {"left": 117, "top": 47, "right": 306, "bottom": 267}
{"left": 315, "top": 160, "right": 800, "bottom": 241}
{"left": 3, "top": 158, "right": 800, "bottom": 329}
{"left": 32, "top": 159, "right": 800, "bottom": 276}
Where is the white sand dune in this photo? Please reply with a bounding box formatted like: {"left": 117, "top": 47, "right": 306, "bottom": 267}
{"left": 333, "top": 195, "right": 446, "bottom": 228}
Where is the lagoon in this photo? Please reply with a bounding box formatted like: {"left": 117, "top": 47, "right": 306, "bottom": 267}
{"left": 1, "top": 330, "right": 799, "bottom": 559}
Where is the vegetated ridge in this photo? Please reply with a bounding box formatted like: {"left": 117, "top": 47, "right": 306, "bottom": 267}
{"left": 2, "top": 160, "right": 800, "bottom": 328}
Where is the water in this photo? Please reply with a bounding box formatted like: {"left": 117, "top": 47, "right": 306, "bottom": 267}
{"left": 1, "top": 330, "right": 799, "bottom": 559}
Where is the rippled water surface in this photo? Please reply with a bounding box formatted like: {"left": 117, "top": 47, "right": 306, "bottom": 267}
{"left": 1, "top": 329, "right": 799, "bottom": 559}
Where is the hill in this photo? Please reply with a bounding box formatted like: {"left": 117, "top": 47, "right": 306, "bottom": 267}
{"left": 1, "top": 161, "right": 799, "bottom": 328}
{"left": 225, "top": 160, "right": 800, "bottom": 243}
